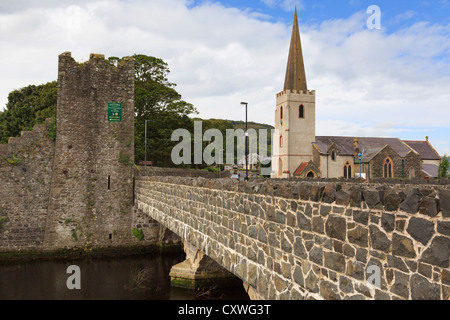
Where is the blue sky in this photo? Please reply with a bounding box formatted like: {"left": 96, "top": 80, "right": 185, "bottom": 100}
{"left": 0, "top": 0, "right": 449, "bottom": 156}
{"left": 193, "top": 0, "right": 450, "bottom": 26}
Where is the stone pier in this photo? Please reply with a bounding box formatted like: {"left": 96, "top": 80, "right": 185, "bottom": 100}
{"left": 169, "top": 241, "right": 242, "bottom": 290}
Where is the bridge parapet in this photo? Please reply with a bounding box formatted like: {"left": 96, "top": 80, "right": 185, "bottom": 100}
{"left": 135, "top": 175, "right": 450, "bottom": 300}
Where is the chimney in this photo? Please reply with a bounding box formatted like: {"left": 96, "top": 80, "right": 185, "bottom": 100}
{"left": 354, "top": 138, "right": 360, "bottom": 160}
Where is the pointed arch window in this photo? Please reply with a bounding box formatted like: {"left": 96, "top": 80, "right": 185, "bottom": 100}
{"left": 280, "top": 106, "right": 283, "bottom": 120}
{"left": 344, "top": 161, "right": 352, "bottom": 179}
{"left": 409, "top": 167, "right": 415, "bottom": 179}
{"left": 299, "top": 105, "right": 304, "bottom": 119}
{"left": 383, "top": 157, "right": 394, "bottom": 178}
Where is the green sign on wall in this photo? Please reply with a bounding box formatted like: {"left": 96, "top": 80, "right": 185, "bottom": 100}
{"left": 108, "top": 103, "right": 122, "bottom": 122}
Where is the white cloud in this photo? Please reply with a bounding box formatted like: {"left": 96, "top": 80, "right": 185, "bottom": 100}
{"left": 0, "top": 0, "right": 448, "bottom": 156}
{"left": 391, "top": 10, "right": 416, "bottom": 24}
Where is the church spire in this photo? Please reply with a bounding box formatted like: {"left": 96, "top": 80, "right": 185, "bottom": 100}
{"left": 284, "top": 7, "right": 308, "bottom": 91}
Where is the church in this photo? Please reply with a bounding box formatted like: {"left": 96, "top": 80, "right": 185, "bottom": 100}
{"left": 271, "top": 9, "right": 441, "bottom": 180}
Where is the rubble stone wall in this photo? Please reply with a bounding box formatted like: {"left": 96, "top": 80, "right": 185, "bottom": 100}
{"left": 135, "top": 175, "right": 450, "bottom": 300}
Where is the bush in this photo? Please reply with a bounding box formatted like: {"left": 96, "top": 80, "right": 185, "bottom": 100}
{"left": 438, "top": 154, "right": 449, "bottom": 179}
{"left": 6, "top": 154, "right": 20, "bottom": 166}
{"left": 132, "top": 228, "right": 144, "bottom": 241}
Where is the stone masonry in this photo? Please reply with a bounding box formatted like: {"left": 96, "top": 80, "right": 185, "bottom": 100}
{"left": 0, "top": 53, "right": 172, "bottom": 253}
{"left": 44, "top": 52, "right": 136, "bottom": 249}
{"left": 0, "top": 120, "right": 55, "bottom": 251}
{"left": 135, "top": 176, "right": 450, "bottom": 300}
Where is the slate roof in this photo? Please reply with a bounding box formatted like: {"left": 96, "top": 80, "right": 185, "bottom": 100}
{"left": 314, "top": 136, "right": 414, "bottom": 161}
{"left": 422, "top": 164, "right": 439, "bottom": 178}
{"left": 403, "top": 141, "right": 441, "bottom": 160}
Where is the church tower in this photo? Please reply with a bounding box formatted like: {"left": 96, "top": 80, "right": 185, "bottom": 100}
{"left": 272, "top": 8, "right": 316, "bottom": 178}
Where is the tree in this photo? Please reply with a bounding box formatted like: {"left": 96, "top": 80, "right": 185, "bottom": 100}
{"left": 0, "top": 55, "right": 197, "bottom": 168}
{"left": 0, "top": 81, "right": 57, "bottom": 143}
{"left": 125, "top": 54, "right": 198, "bottom": 166}
{"left": 108, "top": 55, "right": 197, "bottom": 120}
{"left": 438, "top": 154, "right": 449, "bottom": 179}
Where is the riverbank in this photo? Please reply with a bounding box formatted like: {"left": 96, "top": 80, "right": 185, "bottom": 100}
{"left": 0, "top": 247, "right": 250, "bottom": 300}
{"left": 0, "top": 242, "right": 183, "bottom": 265}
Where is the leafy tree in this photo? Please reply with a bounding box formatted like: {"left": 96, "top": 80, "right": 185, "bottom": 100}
{"left": 189, "top": 118, "right": 234, "bottom": 169}
{"left": 0, "top": 55, "right": 197, "bottom": 168}
{"left": 126, "top": 54, "right": 198, "bottom": 166}
{"left": 0, "top": 81, "right": 57, "bottom": 143}
{"left": 438, "top": 154, "right": 449, "bottom": 179}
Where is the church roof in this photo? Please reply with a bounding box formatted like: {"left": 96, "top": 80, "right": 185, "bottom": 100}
{"left": 403, "top": 140, "right": 441, "bottom": 160}
{"left": 422, "top": 164, "right": 439, "bottom": 178}
{"left": 293, "top": 162, "right": 309, "bottom": 176}
{"left": 284, "top": 8, "right": 308, "bottom": 92}
{"left": 314, "top": 136, "right": 414, "bottom": 161}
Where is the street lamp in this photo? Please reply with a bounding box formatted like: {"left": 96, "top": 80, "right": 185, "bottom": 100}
{"left": 241, "top": 102, "right": 249, "bottom": 181}
{"left": 218, "top": 149, "right": 223, "bottom": 178}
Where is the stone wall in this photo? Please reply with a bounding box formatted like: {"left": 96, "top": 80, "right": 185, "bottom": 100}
{"left": 136, "top": 166, "right": 228, "bottom": 179}
{"left": 0, "top": 120, "right": 55, "bottom": 251}
{"left": 0, "top": 53, "right": 176, "bottom": 253}
{"left": 135, "top": 176, "right": 450, "bottom": 300}
{"left": 369, "top": 146, "right": 422, "bottom": 180}
{"left": 43, "top": 52, "right": 136, "bottom": 249}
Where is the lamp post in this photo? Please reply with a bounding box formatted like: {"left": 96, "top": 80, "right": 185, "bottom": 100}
{"left": 241, "top": 102, "right": 248, "bottom": 181}
{"left": 218, "top": 149, "right": 222, "bottom": 178}
{"left": 358, "top": 152, "right": 362, "bottom": 179}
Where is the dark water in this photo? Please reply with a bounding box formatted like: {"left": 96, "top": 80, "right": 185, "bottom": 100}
{"left": 0, "top": 253, "right": 249, "bottom": 300}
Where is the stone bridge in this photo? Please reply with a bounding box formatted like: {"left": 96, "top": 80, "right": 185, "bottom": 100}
{"left": 135, "top": 175, "right": 450, "bottom": 300}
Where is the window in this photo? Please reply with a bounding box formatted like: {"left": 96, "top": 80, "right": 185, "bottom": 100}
{"left": 331, "top": 151, "right": 336, "bottom": 161}
{"left": 383, "top": 157, "right": 393, "bottom": 178}
{"left": 280, "top": 106, "right": 283, "bottom": 120}
{"left": 344, "top": 161, "right": 352, "bottom": 179}
{"left": 409, "top": 167, "right": 415, "bottom": 179}
{"left": 280, "top": 135, "right": 283, "bottom": 148}
{"left": 299, "top": 105, "right": 304, "bottom": 118}
{"left": 278, "top": 158, "right": 283, "bottom": 177}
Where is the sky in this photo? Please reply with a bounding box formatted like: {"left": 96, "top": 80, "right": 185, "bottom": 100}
{"left": 0, "top": 0, "right": 449, "bottom": 156}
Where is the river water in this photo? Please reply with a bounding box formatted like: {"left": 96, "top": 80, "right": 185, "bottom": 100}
{"left": 0, "top": 253, "right": 249, "bottom": 300}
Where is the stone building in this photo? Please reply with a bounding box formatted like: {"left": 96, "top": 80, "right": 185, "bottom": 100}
{"left": 44, "top": 52, "right": 136, "bottom": 249}
{"left": 0, "top": 52, "right": 158, "bottom": 252}
{"left": 271, "top": 9, "right": 442, "bottom": 180}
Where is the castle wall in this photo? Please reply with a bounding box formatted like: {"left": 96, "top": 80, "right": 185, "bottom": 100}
{"left": 0, "top": 120, "right": 55, "bottom": 251}
{"left": 43, "top": 53, "right": 136, "bottom": 249}
{"left": 0, "top": 53, "right": 176, "bottom": 254}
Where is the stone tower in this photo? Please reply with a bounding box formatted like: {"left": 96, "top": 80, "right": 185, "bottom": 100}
{"left": 44, "top": 53, "right": 135, "bottom": 250}
{"left": 272, "top": 8, "right": 316, "bottom": 178}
